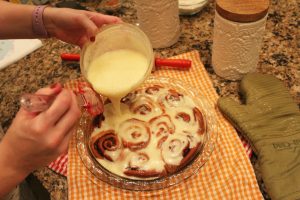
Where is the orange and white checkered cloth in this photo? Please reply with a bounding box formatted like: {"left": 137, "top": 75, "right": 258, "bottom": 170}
{"left": 67, "top": 51, "right": 263, "bottom": 199}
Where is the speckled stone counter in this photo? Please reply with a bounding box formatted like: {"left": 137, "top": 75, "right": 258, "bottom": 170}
{"left": 0, "top": 0, "right": 299, "bottom": 199}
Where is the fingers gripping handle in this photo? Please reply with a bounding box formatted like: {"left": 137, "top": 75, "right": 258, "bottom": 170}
{"left": 20, "top": 87, "right": 103, "bottom": 116}
{"left": 20, "top": 93, "right": 55, "bottom": 113}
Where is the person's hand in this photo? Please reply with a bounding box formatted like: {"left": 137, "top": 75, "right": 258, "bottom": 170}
{"left": 43, "top": 7, "right": 122, "bottom": 48}
{"left": 0, "top": 83, "right": 81, "bottom": 176}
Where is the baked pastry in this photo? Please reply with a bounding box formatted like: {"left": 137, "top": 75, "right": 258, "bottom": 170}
{"left": 90, "top": 84, "right": 206, "bottom": 179}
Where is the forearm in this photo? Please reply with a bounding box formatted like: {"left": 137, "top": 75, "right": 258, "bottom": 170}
{"left": 0, "top": 1, "right": 36, "bottom": 39}
{"left": 0, "top": 140, "right": 30, "bottom": 198}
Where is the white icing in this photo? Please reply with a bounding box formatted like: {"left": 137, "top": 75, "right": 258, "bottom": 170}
{"left": 135, "top": 0, "right": 180, "bottom": 48}
{"left": 91, "top": 87, "right": 204, "bottom": 179}
{"left": 161, "top": 134, "right": 188, "bottom": 166}
{"left": 150, "top": 114, "right": 174, "bottom": 137}
{"left": 118, "top": 119, "right": 150, "bottom": 145}
{"left": 212, "top": 11, "right": 267, "bottom": 80}
{"left": 129, "top": 153, "right": 148, "bottom": 168}
{"left": 158, "top": 90, "right": 185, "bottom": 107}
{"left": 129, "top": 95, "right": 163, "bottom": 116}
{"left": 105, "top": 148, "right": 122, "bottom": 161}
{"left": 87, "top": 49, "right": 149, "bottom": 114}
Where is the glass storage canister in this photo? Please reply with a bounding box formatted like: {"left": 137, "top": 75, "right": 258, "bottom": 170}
{"left": 212, "top": 0, "right": 269, "bottom": 81}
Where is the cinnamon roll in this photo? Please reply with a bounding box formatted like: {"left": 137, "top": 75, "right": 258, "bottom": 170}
{"left": 145, "top": 85, "right": 163, "bottom": 95}
{"left": 161, "top": 134, "right": 199, "bottom": 173}
{"left": 129, "top": 95, "right": 161, "bottom": 115}
{"left": 158, "top": 89, "right": 185, "bottom": 108}
{"left": 174, "top": 107, "right": 206, "bottom": 136}
{"left": 182, "top": 131, "right": 202, "bottom": 149}
{"left": 118, "top": 118, "right": 151, "bottom": 151}
{"left": 121, "top": 89, "right": 141, "bottom": 105}
{"left": 124, "top": 152, "right": 166, "bottom": 178}
{"left": 150, "top": 114, "right": 175, "bottom": 137}
{"left": 90, "top": 130, "right": 123, "bottom": 162}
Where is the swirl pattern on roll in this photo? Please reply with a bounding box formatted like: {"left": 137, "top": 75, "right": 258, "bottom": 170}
{"left": 145, "top": 85, "right": 163, "bottom": 95}
{"left": 149, "top": 114, "right": 175, "bottom": 148}
{"left": 161, "top": 134, "right": 201, "bottom": 173}
{"left": 90, "top": 130, "right": 123, "bottom": 162}
{"left": 158, "top": 89, "right": 185, "bottom": 108}
{"left": 118, "top": 118, "right": 151, "bottom": 151}
{"left": 150, "top": 114, "right": 175, "bottom": 137}
{"left": 129, "top": 95, "right": 164, "bottom": 115}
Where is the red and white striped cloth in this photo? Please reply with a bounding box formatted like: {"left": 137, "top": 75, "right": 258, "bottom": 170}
{"left": 242, "top": 138, "right": 253, "bottom": 157}
{"left": 48, "top": 153, "right": 68, "bottom": 176}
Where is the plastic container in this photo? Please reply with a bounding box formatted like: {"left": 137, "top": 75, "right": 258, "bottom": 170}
{"left": 80, "top": 23, "right": 154, "bottom": 98}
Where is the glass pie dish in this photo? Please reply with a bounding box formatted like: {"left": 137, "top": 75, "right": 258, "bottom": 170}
{"left": 76, "top": 76, "right": 218, "bottom": 191}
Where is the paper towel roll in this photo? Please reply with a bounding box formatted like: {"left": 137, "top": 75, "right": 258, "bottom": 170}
{"left": 135, "top": 0, "right": 181, "bottom": 48}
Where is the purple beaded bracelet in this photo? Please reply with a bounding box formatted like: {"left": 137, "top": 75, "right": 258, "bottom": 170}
{"left": 32, "top": 5, "right": 49, "bottom": 38}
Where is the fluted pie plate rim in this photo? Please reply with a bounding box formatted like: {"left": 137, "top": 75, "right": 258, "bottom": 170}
{"left": 76, "top": 75, "right": 218, "bottom": 191}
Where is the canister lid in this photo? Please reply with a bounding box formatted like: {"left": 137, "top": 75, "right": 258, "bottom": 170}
{"left": 216, "top": 0, "right": 269, "bottom": 23}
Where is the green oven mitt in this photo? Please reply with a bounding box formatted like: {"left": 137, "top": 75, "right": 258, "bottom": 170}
{"left": 217, "top": 73, "right": 300, "bottom": 200}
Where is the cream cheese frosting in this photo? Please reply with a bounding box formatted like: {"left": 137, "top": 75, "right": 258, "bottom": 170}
{"left": 90, "top": 85, "right": 206, "bottom": 179}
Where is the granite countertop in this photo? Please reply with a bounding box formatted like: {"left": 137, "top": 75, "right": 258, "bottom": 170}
{"left": 0, "top": 0, "right": 299, "bottom": 199}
